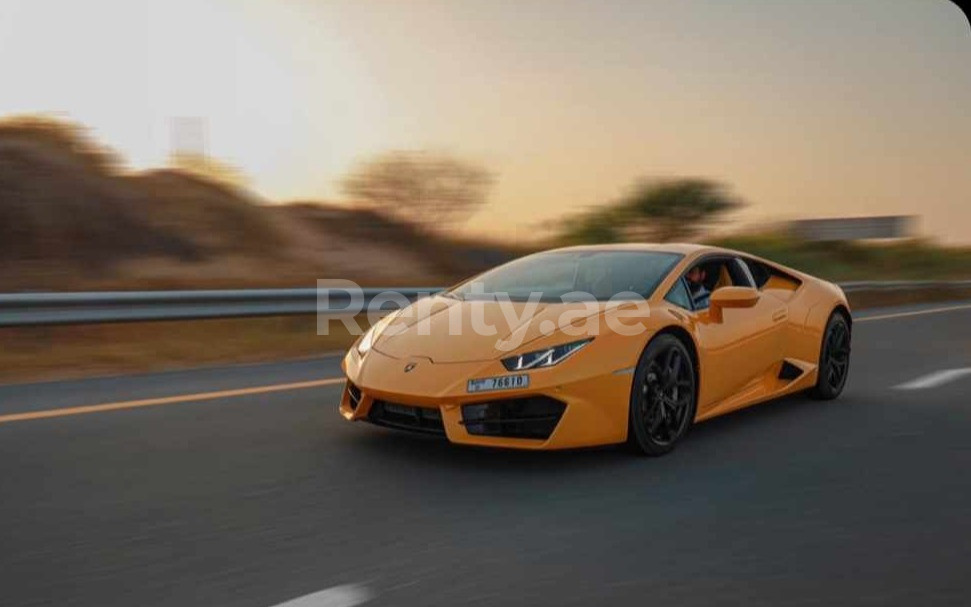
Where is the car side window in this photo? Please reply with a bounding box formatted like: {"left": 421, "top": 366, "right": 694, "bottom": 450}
{"left": 681, "top": 257, "right": 754, "bottom": 311}
{"left": 665, "top": 277, "right": 693, "bottom": 310}
{"left": 730, "top": 258, "right": 756, "bottom": 288}
{"left": 742, "top": 258, "right": 771, "bottom": 289}
{"left": 683, "top": 262, "right": 714, "bottom": 309}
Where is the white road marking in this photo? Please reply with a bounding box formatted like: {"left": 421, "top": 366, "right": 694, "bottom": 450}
{"left": 856, "top": 303, "right": 971, "bottom": 323}
{"left": 894, "top": 368, "right": 971, "bottom": 390}
{"left": 269, "top": 584, "right": 373, "bottom": 607}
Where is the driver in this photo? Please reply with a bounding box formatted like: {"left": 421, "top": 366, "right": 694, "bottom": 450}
{"left": 685, "top": 265, "right": 710, "bottom": 308}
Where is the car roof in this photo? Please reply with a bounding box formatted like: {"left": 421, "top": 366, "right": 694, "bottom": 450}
{"left": 547, "top": 243, "right": 718, "bottom": 256}
{"left": 526, "top": 243, "right": 814, "bottom": 289}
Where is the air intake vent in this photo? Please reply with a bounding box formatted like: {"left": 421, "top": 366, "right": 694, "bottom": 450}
{"left": 346, "top": 383, "right": 362, "bottom": 411}
{"left": 368, "top": 401, "right": 445, "bottom": 436}
{"left": 461, "top": 396, "right": 566, "bottom": 440}
{"left": 778, "top": 361, "right": 803, "bottom": 381}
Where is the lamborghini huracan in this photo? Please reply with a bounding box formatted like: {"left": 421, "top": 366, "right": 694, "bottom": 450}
{"left": 340, "top": 244, "right": 851, "bottom": 455}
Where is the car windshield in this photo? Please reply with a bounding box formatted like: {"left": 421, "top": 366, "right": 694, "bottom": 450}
{"left": 448, "top": 250, "right": 683, "bottom": 302}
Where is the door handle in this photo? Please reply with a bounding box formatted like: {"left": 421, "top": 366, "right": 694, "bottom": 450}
{"left": 772, "top": 309, "right": 787, "bottom": 322}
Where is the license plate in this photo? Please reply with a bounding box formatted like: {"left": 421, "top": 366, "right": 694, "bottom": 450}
{"left": 467, "top": 374, "right": 529, "bottom": 393}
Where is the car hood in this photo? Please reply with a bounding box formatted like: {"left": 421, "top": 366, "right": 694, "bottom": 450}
{"left": 372, "top": 295, "right": 609, "bottom": 363}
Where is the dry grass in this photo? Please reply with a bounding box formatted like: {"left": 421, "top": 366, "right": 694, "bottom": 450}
{"left": 0, "top": 117, "right": 517, "bottom": 292}
{"left": 0, "top": 315, "right": 371, "bottom": 385}
{"left": 846, "top": 286, "right": 971, "bottom": 310}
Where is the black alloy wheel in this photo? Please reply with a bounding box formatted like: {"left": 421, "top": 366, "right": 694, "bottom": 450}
{"left": 809, "top": 312, "right": 851, "bottom": 400}
{"left": 627, "top": 334, "right": 697, "bottom": 456}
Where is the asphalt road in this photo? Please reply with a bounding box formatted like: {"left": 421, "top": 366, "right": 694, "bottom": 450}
{"left": 1, "top": 302, "right": 970, "bottom": 607}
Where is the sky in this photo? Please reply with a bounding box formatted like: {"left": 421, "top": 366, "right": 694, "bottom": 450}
{"left": 0, "top": 0, "right": 968, "bottom": 242}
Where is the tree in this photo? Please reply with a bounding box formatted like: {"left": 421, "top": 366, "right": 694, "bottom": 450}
{"left": 341, "top": 151, "right": 493, "bottom": 229}
{"left": 622, "top": 178, "right": 742, "bottom": 242}
{"left": 558, "top": 207, "right": 623, "bottom": 245}
{"left": 559, "top": 178, "right": 742, "bottom": 244}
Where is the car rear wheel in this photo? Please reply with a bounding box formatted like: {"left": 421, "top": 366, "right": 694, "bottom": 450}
{"left": 627, "top": 335, "right": 697, "bottom": 456}
{"left": 809, "top": 311, "right": 851, "bottom": 400}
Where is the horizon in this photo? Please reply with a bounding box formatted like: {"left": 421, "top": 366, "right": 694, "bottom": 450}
{"left": 0, "top": 0, "right": 968, "bottom": 243}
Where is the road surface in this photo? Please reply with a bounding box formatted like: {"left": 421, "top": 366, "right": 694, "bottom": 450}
{"left": 1, "top": 302, "right": 970, "bottom": 606}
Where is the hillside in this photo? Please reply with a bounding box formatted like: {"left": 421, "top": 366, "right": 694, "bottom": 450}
{"left": 0, "top": 118, "right": 515, "bottom": 291}
{"left": 6, "top": 117, "right": 966, "bottom": 294}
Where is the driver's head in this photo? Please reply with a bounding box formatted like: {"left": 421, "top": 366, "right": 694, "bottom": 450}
{"left": 686, "top": 266, "right": 706, "bottom": 285}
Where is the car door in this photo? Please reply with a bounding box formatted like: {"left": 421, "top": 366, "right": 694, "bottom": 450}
{"left": 687, "top": 257, "right": 787, "bottom": 413}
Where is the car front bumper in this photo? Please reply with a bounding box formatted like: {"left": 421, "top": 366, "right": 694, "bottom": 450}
{"left": 339, "top": 348, "right": 633, "bottom": 450}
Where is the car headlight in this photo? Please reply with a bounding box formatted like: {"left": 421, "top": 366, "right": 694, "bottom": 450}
{"left": 355, "top": 311, "right": 401, "bottom": 356}
{"left": 356, "top": 324, "right": 378, "bottom": 356}
{"left": 501, "top": 338, "right": 593, "bottom": 371}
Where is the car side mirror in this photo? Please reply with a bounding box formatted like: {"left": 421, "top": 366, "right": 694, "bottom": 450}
{"left": 709, "top": 286, "right": 759, "bottom": 322}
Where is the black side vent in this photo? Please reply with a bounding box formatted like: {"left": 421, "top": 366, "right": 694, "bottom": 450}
{"left": 778, "top": 361, "right": 803, "bottom": 381}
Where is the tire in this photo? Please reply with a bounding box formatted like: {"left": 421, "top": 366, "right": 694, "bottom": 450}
{"left": 627, "top": 334, "right": 698, "bottom": 456}
{"left": 809, "top": 311, "right": 851, "bottom": 400}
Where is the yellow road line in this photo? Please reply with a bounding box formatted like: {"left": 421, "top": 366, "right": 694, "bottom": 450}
{"left": 856, "top": 303, "right": 971, "bottom": 323}
{"left": 0, "top": 378, "right": 345, "bottom": 425}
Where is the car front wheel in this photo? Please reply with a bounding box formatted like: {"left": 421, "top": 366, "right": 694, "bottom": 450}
{"left": 627, "top": 334, "right": 697, "bottom": 456}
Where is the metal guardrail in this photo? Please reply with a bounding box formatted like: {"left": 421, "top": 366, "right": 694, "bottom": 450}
{"left": 0, "top": 281, "right": 969, "bottom": 327}
{"left": 0, "top": 288, "right": 442, "bottom": 327}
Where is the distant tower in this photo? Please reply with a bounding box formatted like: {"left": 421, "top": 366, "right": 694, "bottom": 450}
{"left": 166, "top": 117, "right": 248, "bottom": 190}
{"left": 169, "top": 117, "right": 208, "bottom": 166}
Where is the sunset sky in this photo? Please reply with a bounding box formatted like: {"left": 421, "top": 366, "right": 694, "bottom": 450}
{"left": 0, "top": 0, "right": 968, "bottom": 242}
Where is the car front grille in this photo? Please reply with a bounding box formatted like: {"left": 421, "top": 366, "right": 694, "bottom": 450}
{"left": 368, "top": 400, "right": 445, "bottom": 436}
{"left": 461, "top": 396, "right": 566, "bottom": 440}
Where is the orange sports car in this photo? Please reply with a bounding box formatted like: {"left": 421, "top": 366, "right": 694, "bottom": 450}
{"left": 340, "top": 244, "right": 851, "bottom": 455}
